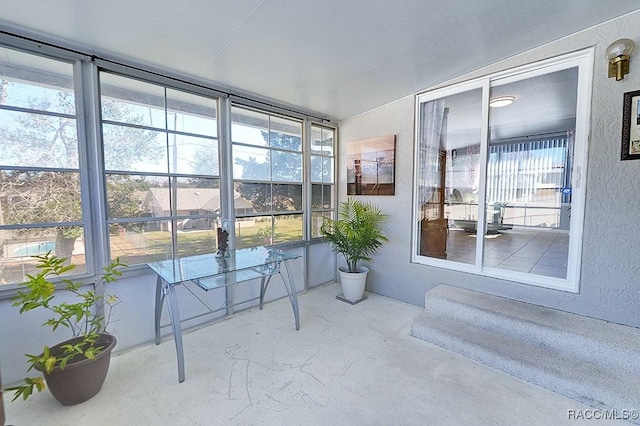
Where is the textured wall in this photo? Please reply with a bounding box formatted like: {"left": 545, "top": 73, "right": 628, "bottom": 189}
{"left": 338, "top": 11, "right": 640, "bottom": 327}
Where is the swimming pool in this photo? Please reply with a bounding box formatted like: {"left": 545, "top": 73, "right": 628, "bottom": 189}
{"left": 12, "top": 241, "right": 56, "bottom": 256}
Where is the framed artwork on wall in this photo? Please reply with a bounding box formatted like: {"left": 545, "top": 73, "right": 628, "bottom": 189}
{"left": 621, "top": 89, "right": 640, "bottom": 160}
{"left": 346, "top": 135, "right": 396, "bottom": 195}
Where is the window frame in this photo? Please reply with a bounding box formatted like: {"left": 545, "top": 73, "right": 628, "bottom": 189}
{"left": 0, "top": 32, "right": 339, "bottom": 293}
{"left": 230, "top": 104, "right": 305, "bottom": 248}
{"left": 309, "top": 123, "right": 336, "bottom": 240}
{"left": 0, "top": 48, "right": 97, "bottom": 287}
{"left": 97, "top": 70, "right": 223, "bottom": 265}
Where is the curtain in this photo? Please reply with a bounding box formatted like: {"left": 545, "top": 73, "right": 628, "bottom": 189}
{"left": 417, "top": 99, "right": 446, "bottom": 218}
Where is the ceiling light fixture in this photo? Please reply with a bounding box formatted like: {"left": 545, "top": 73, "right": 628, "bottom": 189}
{"left": 606, "top": 38, "right": 635, "bottom": 81}
{"left": 489, "top": 96, "right": 515, "bottom": 108}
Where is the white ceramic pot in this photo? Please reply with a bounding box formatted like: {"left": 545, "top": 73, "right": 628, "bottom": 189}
{"left": 338, "top": 266, "right": 369, "bottom": 302}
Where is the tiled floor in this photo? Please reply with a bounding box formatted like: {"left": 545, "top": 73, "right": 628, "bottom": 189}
{"left": 445, "top": 228, "right": 569, "bottom": 278}
{"left": 3, "top": 283, "right": 619, "bottom": 425}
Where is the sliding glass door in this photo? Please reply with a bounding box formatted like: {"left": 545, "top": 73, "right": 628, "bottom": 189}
{"left": 413, "top": 50, "right": 592, "bottom": 291}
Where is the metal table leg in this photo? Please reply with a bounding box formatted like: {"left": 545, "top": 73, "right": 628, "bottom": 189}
{"left": 164, "top": 282, "right": 185, "bottom": 383}
{"left": 154, "top": 276, "right": 165, "bottom": 345}
{"left": 259, "top": 274, "right": 274, "bottom": 310}
{"left": 280, "top": 260, "right": 300, "bottom": 330}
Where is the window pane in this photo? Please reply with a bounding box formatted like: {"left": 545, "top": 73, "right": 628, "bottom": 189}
{"left": 273, "top": 184, "right": 302, "bottom": 211}
{"left": 0, "top": 226, "right": 86, "bottom": 285}
{"left": 109, "top": 220, "right": 172, "bottom": 264}
{"left": 103, "top": 124, "right": 167, "bottom": 172}
{"left": 311, "top": 126, "right": 334, "bottom": 156}
{"left": 166, "top": 88, "right": 217, "bottom": 137}
{"left": 234, "top": 182, "right": 271, "bottom": 212}
{"left": 106, "top": 174, "right": 167, "bottom": 220}
{"left": 176, "top": 227, "right": 217, "bottom": 257}
{"left": 484, "top": 68, "right": 577, "bottom": 279}
{"left": 233, "top": 145, "right": 270, "bottom": 180}
{"left": 100, "top": 73, "right": 166, "bottom": 129}
{"left": 311, "top": 184, "right": 332, "bottom": 209}
{"left": 311, "top": 155, "right": 334, "bottom": 183}
{"left": 0, "top": 48, "right": 75, "bottom": 114}
{"left": 169, "top": 134, "right": 219, "bottom": 175}
{"left": 269, "top": 116, "right": 302, "bottom": 151}
{"left": 311, "top": 211, "right": 332, "bottom": 238}
{"left": 272, "top": 151, "right": 302, "bottom": 182}
{"left": 235, "top": 216, "right": 272, "bottom": 249}
{"left": 174, "top": 177, "right": 222, "bottom": 217}
{"left": 417, "top": 89, "right": 482, "bottom": 264}
{"left": 0, "top": 110, "right": 78, "bottom": 168}
{"left": 231, "top": 108, "right": 269, "bottom": 147}
{"left": 273, "top": 214, "right": 303, "bottom": 244}
{"left": 311, "top": 184, "right": 322, "bottom": 209}
{"left": 0, "top": 170, "right": 82, "bottom": 224}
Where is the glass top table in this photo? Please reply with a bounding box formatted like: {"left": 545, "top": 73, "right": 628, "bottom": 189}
{"left": 147, "top": 246, "right": 300, "bottom": 290}
{"left": 148, "top": 246, "right": 301, "bottom": 382}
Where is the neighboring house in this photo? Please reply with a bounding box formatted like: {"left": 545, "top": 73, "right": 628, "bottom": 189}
{"left": 141, "top": 188, "right": 254, "bottom": 231}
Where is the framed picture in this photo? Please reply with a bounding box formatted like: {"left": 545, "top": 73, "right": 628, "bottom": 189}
{"left": 347, "top": 135, "right": 396, "bottom": 195}
{"left": 621, "top": 89, "right": 640, "bottom": 160}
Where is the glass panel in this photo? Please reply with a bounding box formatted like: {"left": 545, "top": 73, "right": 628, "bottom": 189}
{"left": 484, "top": 68, "right": 577, "bottom": 279}
{"left": 103, "top": 124, "right": 167, "bottom": 172}
{"left": 311, "top": 211, "right": 332, "bottom": 238}
{"left": 176, "top": 227, "right": 217, "bottom": 258}
{"left": 234, "top": 182, "right": 271, "bottom": 212}
{"left": 273, "top": 214, "right": 303, "bottom": 244}
{"left": 231, "top": 107, "right": 269, "bottom": 147}
{"left": 417, "top": 88, "right": 483, "bottom": 264}
{"left": 100, "top": 73, "right": 166, "bottom": 129}
{"left": 272, "top": 151, "right": 302, "bottom": 182}
{"left": 0, "top": 48, "right": 75, "bottom": 114}
{"left": 311, "top": 184, "right": 322, "bottom": 209}
{"left": 310, "top": 126, "right": 334, "bottom": 156}
{"left": 311, "top": 184, "right": 332, "bottom": 209}
{"left": 109, "top": 220, "right": 172, "bottom": 264}
{"left": 269, "top": 116, "right": 302, "bottom": 151}
{"left": 105, "top": 174, "right": 168, "bottom": 219}
{"left": 232, "top": 145, "right": 270, "bottom": 180}
{"left": 169, "top": 133, "right": 219, "bottom": 175}
{"left": 174, "top": 177, "right": 222, "bottom": 217}
{"left": 0, "top": 110, "right": 78, "bottom": 168}
{"left": 0, "top": 170, "right": 82, "bottom": 224}
{"left": 311, "top": 155, "right": 333, "bottom": 183}
{"left": 166, "top": 88, "right": 217, "bottom": 137}
{"left": 273, "top": 184, "right": 302, "bottom": 211}
{"left": 0, "top": 226, "right": 86, "bottom": 285}
{"left": 235, "top": 215, "right": 272, "bottom": 249}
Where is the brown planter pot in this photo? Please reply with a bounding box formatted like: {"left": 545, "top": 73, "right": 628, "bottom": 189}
{"left": 36, "top": 333, "right": 116, "bottom": 406}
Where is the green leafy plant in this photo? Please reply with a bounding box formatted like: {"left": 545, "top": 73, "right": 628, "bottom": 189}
{"left": 320, "top": 198, "right": 389, "bottom": 273}
{"left": 256, "top": 222, "right": 277, "bottom": 242}
{"left": 4, "top": 252, "right": 125, "bottom": 401}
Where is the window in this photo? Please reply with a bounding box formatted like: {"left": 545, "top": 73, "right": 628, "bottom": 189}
{"left": 310, "top": 125, "right": 335, "bottom": 237}
{"left": 100, "top": 72, "right": 220, "bottom": 265}
{"left": 231, "top": 106, "right": 303, "bottom": 248}
{"left": 413, "top": 50, "right": 592, "bottom": 291}
{"left": 0, "top": 48, "right": 86, "bottom": 284}
{"left": 0, "top": 35, "right": 338, "bottom": 287}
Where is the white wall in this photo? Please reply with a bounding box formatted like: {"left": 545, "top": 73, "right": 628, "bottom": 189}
{"left": 338, "top": 11, "right": 640, "bottom": 328}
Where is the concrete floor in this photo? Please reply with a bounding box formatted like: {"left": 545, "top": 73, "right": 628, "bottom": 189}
{"left": 3, "top": 283, "right": 624, "bottom": 425}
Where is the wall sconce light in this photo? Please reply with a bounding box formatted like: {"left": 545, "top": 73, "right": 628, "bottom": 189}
{"left": 606, "top": 38, "right": 635, "bottom": 81}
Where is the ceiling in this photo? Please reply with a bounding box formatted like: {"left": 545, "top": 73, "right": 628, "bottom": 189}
{"left": 0, "top": 1, "right": 638, "bottom": 122}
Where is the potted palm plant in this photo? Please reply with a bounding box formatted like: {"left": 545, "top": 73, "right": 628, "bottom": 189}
{"left": 4, "top": 253, "right": 125, "bottom": 405}
{"left": 320, "top": 198, "right": 388, "bottom": 302}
